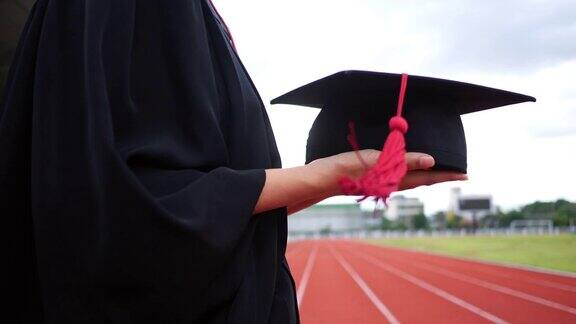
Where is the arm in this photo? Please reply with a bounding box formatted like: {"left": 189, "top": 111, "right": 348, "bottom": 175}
{"left": 286, "top": 196, "right": 331, "bottom": 215}
{"left": 253, "top": 150, "right": 468, "bottom": 215}
{"left": 253, "top": 164, "right": 338, "bottom": 215}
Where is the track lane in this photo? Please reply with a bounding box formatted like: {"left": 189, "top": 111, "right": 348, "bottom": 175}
{"left": 350, "top": 241, "right": 576, "bottom": 323}
{"left": 286, "top": 240, "right": 576, "bottom": 323}
{"left": 286, "top": 240, "right": 306, "bottom": 257}
{"left": 331, "top": 242, "right": 502, "bottom": 323}
{"left": 297, "top": 242, "right": 390, "bottom": 324}
{"left": 407, "top": 255, "right": 576, "bottom": 307}
{"left": 362, "top": 241, "right": 576, "bottom": 286}
{"left": 329, "top": 245, "right": 400, "bottom": 324}
{"left": 354, "top": 241, "right": 576, "bottom": 307}
{"left": 297, "top": 244, "right": 318, "bottom": 307}
{"left": 414, "top": 253, "right": 576, "bottom": 294}
{"left": 286, "top": 240, "right": 313, "bottom": 285}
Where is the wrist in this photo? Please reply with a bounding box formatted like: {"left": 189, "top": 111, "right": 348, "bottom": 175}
{"left": 306, "top": 158, "right": 345, "bottom": 197}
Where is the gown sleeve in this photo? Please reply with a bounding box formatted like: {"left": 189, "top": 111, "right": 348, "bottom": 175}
{"left": 1, "top": 0, "right": 272, "bottom": 321}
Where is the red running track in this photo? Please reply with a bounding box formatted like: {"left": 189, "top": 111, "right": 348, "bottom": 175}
{"left": 286, "top": 240, "right": 576, "bottom": 324}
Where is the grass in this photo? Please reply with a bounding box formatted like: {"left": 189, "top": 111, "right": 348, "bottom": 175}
{"left": 366, "top": 234, "right": 576, "bottom": 273}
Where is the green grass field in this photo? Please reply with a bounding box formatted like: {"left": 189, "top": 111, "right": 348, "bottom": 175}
{"left": 366, "top": 234, "right": 576, "bottom": 273}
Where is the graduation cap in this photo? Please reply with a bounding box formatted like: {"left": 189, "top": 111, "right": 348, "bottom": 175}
{"left": 271, "top": 70, "right": 535, "bottom": 201}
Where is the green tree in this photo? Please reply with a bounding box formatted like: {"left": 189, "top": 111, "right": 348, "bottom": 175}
{"left": 520, "top": 201, "right": 556, "bottom": 220}
{"left": 499, "top": 210, "right": 525, "bottom": 227}
{"left": 380, "top": 216, "right": 393, "bottom": 230}
{"left": 504, "top": 199, "right": 576, "bottom": 227}
{"left": 393, "top": 222, "right": 408, "bottom": 231}
{"left": 446, "top": 215, "right": 462, "bottom": 229}
{"left": 319, "top": 226, "right": 332, "bottom": 236}
{"left": 554, "top": 202, "right": 576, "bottom": 226}
{"left": 413, "top": 213, "right": 429, "bottom": 230}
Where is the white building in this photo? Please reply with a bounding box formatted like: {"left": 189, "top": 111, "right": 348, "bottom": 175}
{"left": 385, "top": 195, "right": 424, "bottom": 228}
{"left": 288, "top": 204, "right": 374, "bottom": 235}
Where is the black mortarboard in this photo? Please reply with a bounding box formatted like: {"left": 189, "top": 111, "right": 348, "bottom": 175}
{"left": 271, "top": 70, "right": 536, "bottom": 173}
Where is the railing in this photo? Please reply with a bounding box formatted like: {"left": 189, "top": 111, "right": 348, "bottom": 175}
{"left": 287, "top": 226, "right": 576, "bottom": 241}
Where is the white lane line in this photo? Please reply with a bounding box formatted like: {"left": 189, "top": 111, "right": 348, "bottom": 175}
{"left": 356, "top": 241, "right": 576, "bottom": 292}
{"left": 413, "top": 262, "right": 576, "bottom": 316}
{"left": 329, "top": 246, "right": 400, "bottom": 324}
{"left": 296, "top": 244, "right": 318, "bottom": 307}
{"left": 350, "top": 249, "right": 508, "bottom": 324}
{"left": 514, "top": 277, "right": 576, "bottom": 293}
{"left": 360, "top": 241, "right": 576, "bottom": 279}
{"left": 463, "top": 265, "right": 576, "bottom": 293}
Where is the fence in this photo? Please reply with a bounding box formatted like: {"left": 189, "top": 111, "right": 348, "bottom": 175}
{"left": 288, "top": 226, "right": 576, "bottom": 242}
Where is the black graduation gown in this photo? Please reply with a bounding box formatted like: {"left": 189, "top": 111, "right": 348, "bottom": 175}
{"left": 1, "top": 0, "right": 299, "bottom": 323}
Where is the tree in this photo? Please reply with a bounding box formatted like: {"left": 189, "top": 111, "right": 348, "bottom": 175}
{"left": 520, "top": 201, "right": 555, "bottom": 219}
{"left": 498, "top": 210, "right": 525, "bottom": 227}
{"left": 393, "top": 222, "right": 408, "bottom": 231}
{"left": 554, "top": 202, "right": 576, "bottom": 226}
{"left": 503, "top": 199, "right": 576, "bottom": 227}
{"left": 380, "top": 216, "right": 393, "bottom": 230}
{"left": 412, "top": 213, "right": 429, "bottom": 230}
{"left": 446, "top": 213, "right": 462, "bottom": 228}
{"left": 319, "top": 226, "right": 332, "bottom": 236}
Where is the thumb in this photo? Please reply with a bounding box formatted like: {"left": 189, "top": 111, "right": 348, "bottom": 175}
{"left": 406, "top": 152, "right": 435, "bottom": 171}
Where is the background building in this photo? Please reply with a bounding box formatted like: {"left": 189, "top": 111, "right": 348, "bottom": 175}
{"left": 385, "top": 195, "right": 425, "bottom": 229}
{"left": 288, "top": 204, "right": 380, "bottom": 236}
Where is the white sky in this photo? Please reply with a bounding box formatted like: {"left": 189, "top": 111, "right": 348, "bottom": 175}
{"left": 214, "top": 0, "right": 576, "bottom": 214}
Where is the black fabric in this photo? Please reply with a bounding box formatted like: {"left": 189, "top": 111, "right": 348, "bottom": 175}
{"left": 271, "top": 70, "right": 536, "bottom": 172}
{"left": 1, "top": 0, "right": 298, "bottom": 323}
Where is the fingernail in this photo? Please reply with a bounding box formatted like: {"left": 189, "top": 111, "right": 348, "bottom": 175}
{"left": 420, "top": 156, "right": 435, "bottom": 168}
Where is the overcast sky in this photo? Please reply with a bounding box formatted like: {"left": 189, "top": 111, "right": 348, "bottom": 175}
{"left": 214, "top": 0, "right": 576, "bottom": 214}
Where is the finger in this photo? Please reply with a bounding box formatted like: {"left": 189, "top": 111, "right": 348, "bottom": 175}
{"left": 363, "top": 149, "right": 381, "bottom": 164}
{"left": 399, "top": 171, "right": 468, "bottom": 190}
{"left": 406, "top": 152, "right": 435, "bottom": 171}
{"left": 404, "top": 171, "right": 468, "bottom": 188}
{"left": 355, "top": 149, "right": 381, "bottom": 167}
{"left": 414, "top": 171, "right": 468, "bottom": 186}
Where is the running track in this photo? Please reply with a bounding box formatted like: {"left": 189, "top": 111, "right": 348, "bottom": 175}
{"left": 286, "top": 240, "right": 576, "bottom": 323}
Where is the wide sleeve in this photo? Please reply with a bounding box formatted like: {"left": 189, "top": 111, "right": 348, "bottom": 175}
{"left": 8, "top": 0, "right": 271, "bottom": 321}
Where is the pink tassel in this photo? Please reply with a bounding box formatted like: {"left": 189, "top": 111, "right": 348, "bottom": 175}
{"left": 338, "top": 74, "right": 410, "bottom": 204}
